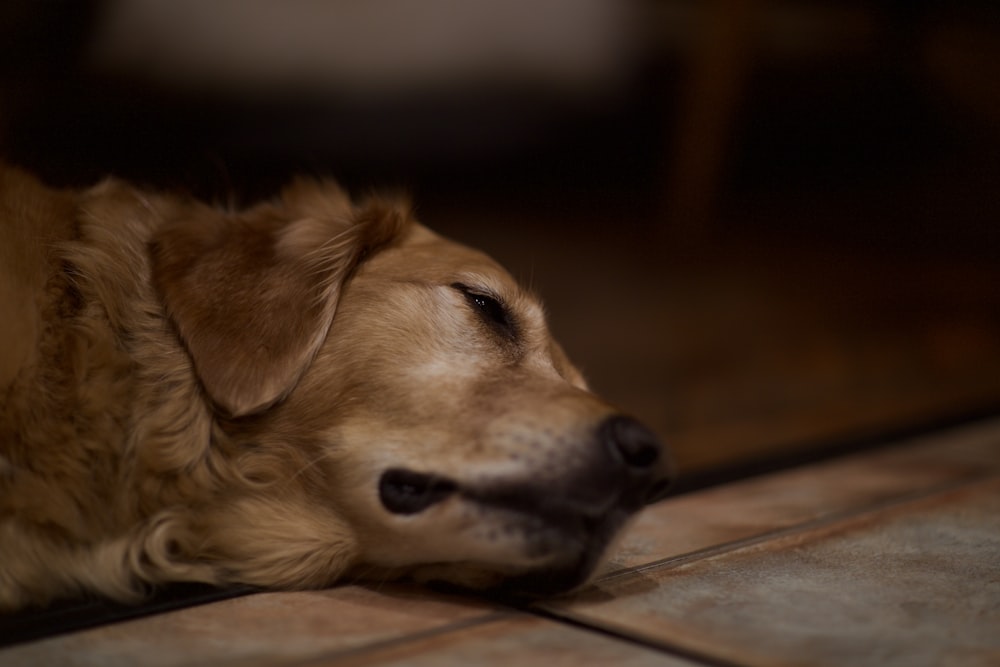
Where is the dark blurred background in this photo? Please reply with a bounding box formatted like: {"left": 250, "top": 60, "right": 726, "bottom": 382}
{"left": 3, "top": 0, "right": 999, "bottom": 479}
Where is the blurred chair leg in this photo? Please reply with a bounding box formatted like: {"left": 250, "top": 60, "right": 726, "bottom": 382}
{"left": 663, "top": 0, "right": 762, "bottom": 241}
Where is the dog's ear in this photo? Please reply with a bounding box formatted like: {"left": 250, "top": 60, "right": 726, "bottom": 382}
{"left": 151, "top": 183, "right": 410, "bottom": 417}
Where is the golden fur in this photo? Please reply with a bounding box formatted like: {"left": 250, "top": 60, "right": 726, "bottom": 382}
{"left": 0, "top": 164, "right": 672, "bottom": 610}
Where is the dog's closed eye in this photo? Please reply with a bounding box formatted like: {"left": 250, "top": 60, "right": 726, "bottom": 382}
{"left": 451, "top": 282, "right": 516, "bottom": 340}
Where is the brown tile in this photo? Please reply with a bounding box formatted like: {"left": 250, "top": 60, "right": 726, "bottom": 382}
{"left": 600, "top": 416, "right": 1000, "bottom": 574}
{"left": 326, "top": 615, "right": 696, "bottom": 667}
{"left": 0, "top": 585, "right": 498, "bottom": 667}
{"left": 548, "top": 476, "right": 1000, "bottom": 667}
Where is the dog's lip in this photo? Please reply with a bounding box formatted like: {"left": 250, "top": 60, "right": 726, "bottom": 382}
{"left": 490, "top": 557, "right": 599, "bottom": 597}
{"left": 423, "top": 536, "right": 609, "bottom": 598}
{"left": 461, "top": 490, "right": 630, "bottom": 591}
{"left": 379, "top": 488, "right": 631, "bottom": 597}
{"left": 459, "top": 478, "right": 646, "bottom": 521}
{"left": 374, "top": 476, "right": 639, "bottom": 595}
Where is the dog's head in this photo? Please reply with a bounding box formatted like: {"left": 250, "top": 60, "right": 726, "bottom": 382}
{"left": 151, "top": 179, "right": 673, "bottom": 596}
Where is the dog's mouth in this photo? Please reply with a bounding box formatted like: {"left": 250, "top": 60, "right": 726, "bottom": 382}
{"left": 484, "top": 508, "right": 629, "bottom": 597}
{"left": 401, "top": 505, "right": 629, "bottom": 598}
{"left": 372, "top": 416, "right": 673, "bottom": 596}
{"left": 375, "top": 467, "right": 654, "bottom": 596}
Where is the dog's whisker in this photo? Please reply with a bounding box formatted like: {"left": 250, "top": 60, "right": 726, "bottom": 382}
{"left": 279, "top": 449, "right": 335, "bottom": 488}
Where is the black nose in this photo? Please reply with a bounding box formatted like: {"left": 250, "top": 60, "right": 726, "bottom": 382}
{"left": 600, "top": 415, "right": 674, "bottom": 504}
{"left": 379, "top": 469, "right": 458, "bottom": 515}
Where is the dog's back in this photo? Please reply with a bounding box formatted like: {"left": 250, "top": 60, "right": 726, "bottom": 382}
{"left": 2, "top": 166, "right": 132, "bottom": 503}
{"left": 0, "top": 166, "right": 75, "bottom": 391}
{"left": 0, "top": 166, "right": 96, "bottom": 502}
{"left": 0, "top": 167, "right": 207, "bottom": 608}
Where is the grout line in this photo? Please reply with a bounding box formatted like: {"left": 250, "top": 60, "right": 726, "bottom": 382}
{"left": 289, "top": 611, "right": 513, "bottom": 667}
{"left": 594, "top": 472, "right": 1000, "bottom": 585}
{"left": 0, "top": 584, "right": 259, "bottom": 649}
{"left": 6, "top": 412, "right": 998, "bottom": 653}
{"left": 512, "top": 473, "right": 1000, "bottom": 667}
{"left": 281, "top": 470, "right": 1000, "bottom": 666}
{"left": 528, "top": 605, "right": 752, "bottom": 667}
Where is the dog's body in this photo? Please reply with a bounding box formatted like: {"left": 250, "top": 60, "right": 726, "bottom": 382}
{"left": 0, "top": 164, "right": 671, "bottom": 610}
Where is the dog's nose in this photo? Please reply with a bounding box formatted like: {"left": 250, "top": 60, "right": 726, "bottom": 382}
{"left": 602, "top": 415, "right": 661, "bottom": 469}
{"left": 600, "top": 415, "right": 675, "bottom": 504}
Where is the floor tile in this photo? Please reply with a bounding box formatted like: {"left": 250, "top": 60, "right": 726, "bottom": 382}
{"left": 548, "top": 476, "right": 1000, "bottom": 667}
{"left": 601, "top": 416, "right": 1000, "bottom": 574}
{"left": 325, "top": 615, "right": 696, "bottom": 667}
{"left": 0, "top": 585, "right": 498, "bottom": 667}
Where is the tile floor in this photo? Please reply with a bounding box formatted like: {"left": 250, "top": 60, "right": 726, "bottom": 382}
{"left": 3, "top": 416, "right": 998, "bottom": 666}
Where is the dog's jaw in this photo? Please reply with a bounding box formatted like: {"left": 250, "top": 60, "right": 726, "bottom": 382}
{"left": 351, "top": 498, "right": 635, "bottom": 597}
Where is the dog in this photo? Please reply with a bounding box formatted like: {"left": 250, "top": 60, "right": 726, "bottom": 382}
{"left": 0, "top": 163, "right": 673, "bottom": 610}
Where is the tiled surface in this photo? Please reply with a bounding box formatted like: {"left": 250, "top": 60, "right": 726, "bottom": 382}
{"left": 328, "top": 616, "right": 697, "bottom": 667}
{"left": 0, "top": 586, "right": 499, "bottom": 667}
{"left": 548, "top": 477, "right": 1000, "bottom": 667}
{"left": 601, "top": 417, "right": 1000, "bottom": 574}
{"left": 2, "top": 417, "right": 999, "bottom": 667}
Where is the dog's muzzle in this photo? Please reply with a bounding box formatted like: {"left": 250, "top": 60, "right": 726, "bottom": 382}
{"left": 376, "top": 414, "right": 673, "bottom": 595}
{"left": 377, "top": 414, "right": 674, "bottom": 516}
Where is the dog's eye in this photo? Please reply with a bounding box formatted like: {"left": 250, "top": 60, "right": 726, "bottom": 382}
{"left": 468, "top": 292, "right": 507, "bottom": 326}
{"left": 451, "top": 282, "right": 515, "bottom": 336}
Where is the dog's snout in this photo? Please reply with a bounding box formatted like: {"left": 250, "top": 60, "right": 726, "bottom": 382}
{"left": 600, "top": 415, "right": 674, "bottom": 505}
{"left": 379, "top": 469, "right": 458, "bottom": 515}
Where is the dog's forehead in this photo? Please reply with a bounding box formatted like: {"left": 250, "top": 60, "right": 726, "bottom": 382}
{"left": 362, "top": 224, "right": 521, "bottom": 294}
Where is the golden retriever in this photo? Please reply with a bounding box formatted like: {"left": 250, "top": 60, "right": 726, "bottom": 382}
{"left": 0, "top": 163, "right": 673, "bottom": 610}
